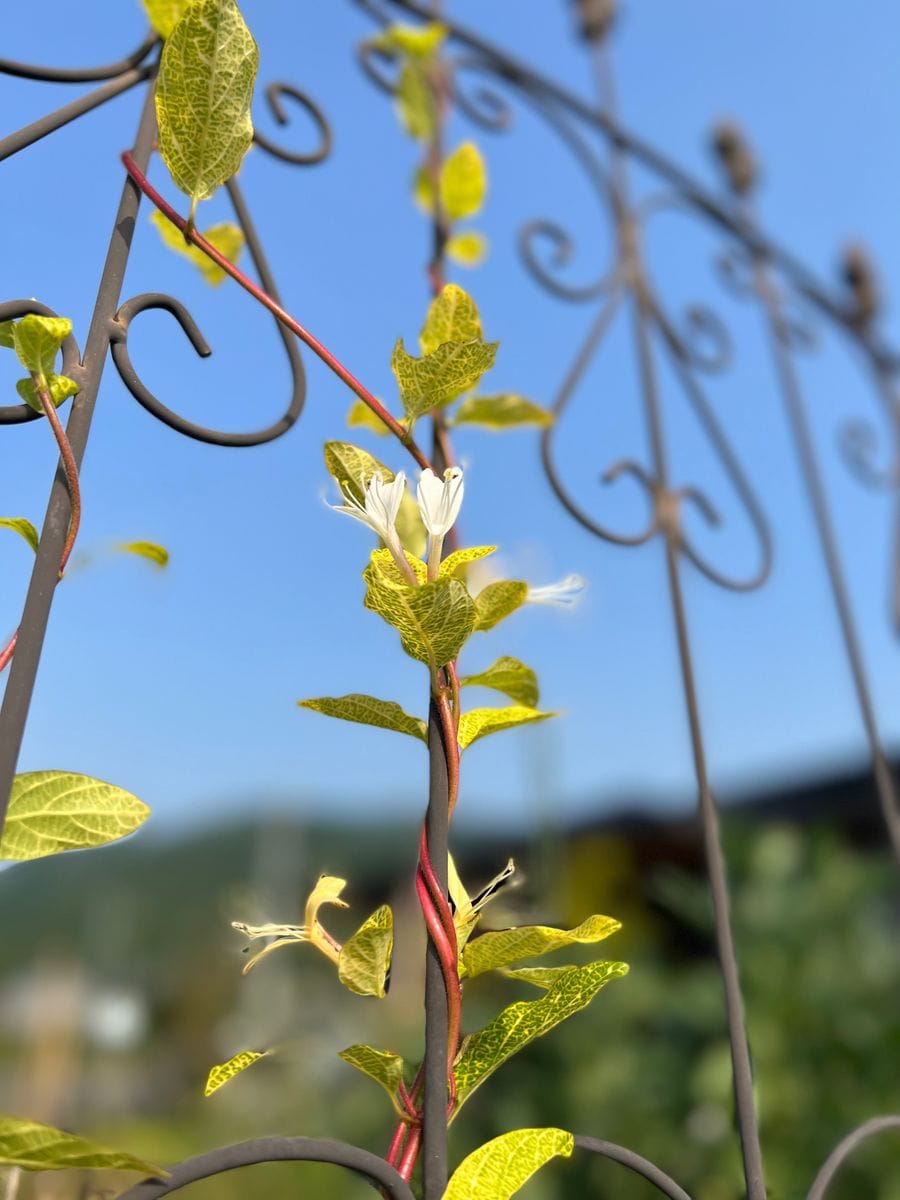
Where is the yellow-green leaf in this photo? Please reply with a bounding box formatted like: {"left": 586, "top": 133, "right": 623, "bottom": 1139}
{"left": 447, "top": 231, "right": 488, "bottom": 268}
{"left": 364, "top": 562, "right": 475, "bottom": 670}
{"left": 117, "top": 541, "right": 170, "bottom": 567}
{"left": 392, "top": 337, "right": 498, "bottom": 422}
{"left": 204, "top": 1050, "right": 267, "bottom": 1097}
{"left": 439, "top": 545, "right": 496, "bottom": 580}
{"left": 0, "top": 322, "right": 15, "bottom": 348}
{"left": 141, "top": 0, "right": 192, "bottom": 38}
{"left": 460, "top": 657, "right": 538, "bottom": 708}
{"left": 155, "top": 0, "right": 259, "bottom": 212}
{"left": 412, "top": 164, "right": 435, "bottom": 214}
{"left": 420, "top": 284, "right": 483, "bottom": 355}
{"left": 338, "top": 905, "right": 393, "bottom": 998}
{"left": 0, "top": 1117, "right": 164, "bottom": 1175}
{"left": 151, "top": 211, "right": 245, "bottom": 286}
{"left": 452, "top": 961, "right": 629, "bottom": 1112}
{"left": 324, "top": 442, "right": 394, "bottom": 502}
{"left": 396, "top": 492, "right": 428, "bottom": 558}
{"left": 396, "top": 60, "right": 436, "bottom": 141}
{"left": 5, "top": 315, "right": 70, "bottom": 375}
{"left": 502, "top": 966, "right": 571, "bottom": 990}
{"left": 369, "top": 546, "right": 427, "bottom": 586}
{"left": 463, "top": 914, "right": 621, "bottom": 979}
{"left": 440, "top": 141, "right": 487, "bottom": 221}
{"left": 0, "top": 772, "right": 149, "bottom": 862}
{"left": 338, "top": 1044, "right": 407, "bottom": 1114}
{"left": 473, "top": 581, "right": 528, "bottom": 632}
{"left": 369, "top": 22, "right": 446, "bottom": 58}
{"left": 452, "top": 394, "right": 553, "bottom": 430}
{"left": 457, "top": 706, "right": 555, "bottom": 750}
{"left": 444, "top": 1128, "right": 574, "bottom": 1200}
{"left": 298, "top": 695, "right": 426, "bottom": 742}
{"left": 0, "top": 518, "right": 39, "bottom": 554}
{"left": 15, "top": 374, "right": 79, "bottom": 413}
{"left": 347, "top": 399, "right": 393, "bottom": 437}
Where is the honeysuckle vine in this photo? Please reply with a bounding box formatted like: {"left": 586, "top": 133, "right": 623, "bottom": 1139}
{"left": 0, "top": 5, "right": 626, "bottom": 1200}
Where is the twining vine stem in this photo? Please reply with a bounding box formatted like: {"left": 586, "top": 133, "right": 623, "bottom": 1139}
{"left": 0, "top": 379, "right": 82, "bottom": 672}
{"left": 120, "top": 147, "right": 464, "bottom": 1188}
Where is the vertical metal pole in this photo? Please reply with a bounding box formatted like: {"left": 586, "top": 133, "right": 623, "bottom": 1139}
{"left": 632, "top": 297, "right": 767, "bottom": 1200}
{"left": 421, "top": 699, "right": 449, "bottom": 1199}
{"left": 753, "top": 260, "right": 900, "bottom": 862}
{"left": 0, "top": 77, "right": 158, "bottom": 826}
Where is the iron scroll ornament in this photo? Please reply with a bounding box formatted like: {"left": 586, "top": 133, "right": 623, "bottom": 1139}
{"left": 0, "top": 29, "right": 332, "bottom": 822}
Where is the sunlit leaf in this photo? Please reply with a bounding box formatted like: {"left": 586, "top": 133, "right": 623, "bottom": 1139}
{"left": 460, "top": 657, "right": 538, "bottom": 707}
{"left": 151, "top": 211, "right": 245, "bottom": 286}
{"left": 364, "top": 556, "right": 475, "bottom": 669}
{"left": 338, "top": 905, "right": 393, "bottom": 997}
{"left": 440, "top": 142, "right": 487, "bottom": 220}
{"left": 392, "top": 338, "right": 497, "bottom": 422}
{"left": 452, "top": 960, "right": 629, "bottom": 1112}
{"left": 369, "top": 22, "right": 446, "bottom": 58}
{"left": 0, "top": 772, "right": 149, "bottom": 862}
{"left": 457, "top": 706, "right": 555, "bottom": 750}
{"left": 444, "top": 1128, "right": 573, "bottom": 1200}
{"left": 299, "top": 695, "right": 426, "bottom": 742}
{"left": 117, "top": 541, "right": 170, "bottom": 568}
{"left": 0, "top": 518, "right": 39, "bottom": 554}
{"left": 15, "top": 374, "right": 79, "bottom": 413}
{"left": 438, "top": 545, "right": 496, "bottom": 580}
{"left": 324, "top": 442, "right": 395, "bottom": 502}
{"left": 502, "top": 965, "right": 571, "bottom": 990}
{"left": 412, "top": 165, "right": 434, "bottom": 214}
{"left": 204, "top": 1050, "right": 267, "bottom": 1097}
{"left": 346, "top": 399, "right": 393, "bottom": 437}
{"left": 5, "top": 315, "right": 70, "bottom": 375}
{"left": 338, "top": 1044, "right": 407, "bottom": 1114}
{"left": 446, "top": 231, "right": 488, "bottom": 268}
{"left": 463, "top": 914, "right": 621, "bottom": 979}
{"left": 420, "top": 284, "right": 483, "bottom": 355}
{"left": 0, "top": 1117, "right": 164, "bottom": 1175}
{"left": 452, "top": 394, "right": 553, "bottom": 430}
{"left": 141, "top": 0, "right": 192, "bottom": 38}
{"left": 396, "top": 60, "right": 436, "bottom": 141}
{"left": 155, "top": 0, "right": 259, "bottom": 212}
{"left": 472, "top": 580, "right": 528, "bottom": 632}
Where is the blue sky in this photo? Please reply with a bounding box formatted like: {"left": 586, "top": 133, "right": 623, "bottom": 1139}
{"left": 2, "top": 1, "right": 900, "bottom": 836}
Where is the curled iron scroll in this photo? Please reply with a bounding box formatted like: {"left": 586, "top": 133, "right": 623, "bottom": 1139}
{"left": 253, "top": 82, "right": 333, "bottom": 165}
{"left": 114, "top": 1135, "right": 416, "bottom": 1200}
{"left": 0, "top": 31, "right": 157, "bottom": 83}
{"left": 806, "top": 1115, "right": 900, "bottom": 1200}
{"left": 0, "top": 298, "right": 81, "bottom": 425}
{"left": 111, "top": 176, "right": 305, "bottom": 447}
{"left": 574, "top": 1135, "right": 693, "bottom": 1200}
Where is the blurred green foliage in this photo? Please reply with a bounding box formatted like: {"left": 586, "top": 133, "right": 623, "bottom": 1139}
{"left": 1, "top": 819, "right": 897, "bottom": 1199}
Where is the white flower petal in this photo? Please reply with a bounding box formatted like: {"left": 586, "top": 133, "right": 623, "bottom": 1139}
{"left": 526, "top": 573, "right": 586, "bottom": 607}
{"left": 417, "top": 467, "right": 464, "bottom": 537}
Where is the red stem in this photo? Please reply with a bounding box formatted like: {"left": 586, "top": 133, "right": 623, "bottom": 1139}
{"left": 397, "top": 1126, "right": 422, "bottom": 1182}
{"left": 120, "top": 151, "right": 431, "bottom": 473}
{"left": 40, "top": 385, "right": 81, "bottom": 577}
{"left": 0, "top": 383, "right": 81, "bottom": 675}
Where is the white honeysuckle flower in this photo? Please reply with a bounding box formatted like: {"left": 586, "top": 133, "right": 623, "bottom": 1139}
{"left": 331, "top": 471, "right": 419, "bottom": 582}
{"left": 526, "top": 573, "right": 586, "bottom": 607}
{"left": 417, "top": 467, "right": 465, "bottom": 538}
{"left": 332, "top": 471, "right": 407, "bottom": 544}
